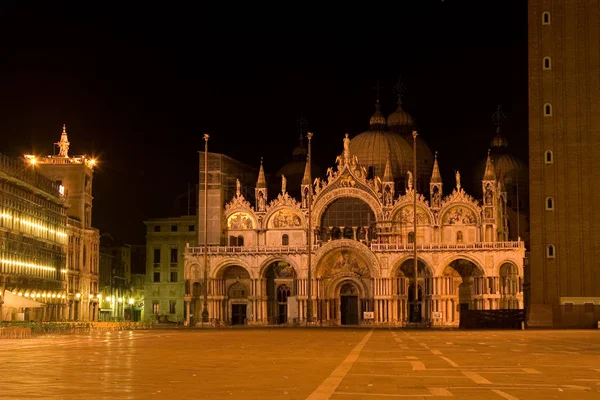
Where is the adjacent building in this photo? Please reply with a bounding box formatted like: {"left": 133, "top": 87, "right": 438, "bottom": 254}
{"left": 28, "top": 125, "right": 100, "bottom": 321}
{"left": 0, "top": 153, "right": 69, "bottom": 322}
{"left": 144, "top": 215, "right": 197, "bottom": 322}
{"left": 98, "top": 233, "right": 130, "bottom": 321}
{"left": 528, "top": 0, "right": 600, "bottom": 327}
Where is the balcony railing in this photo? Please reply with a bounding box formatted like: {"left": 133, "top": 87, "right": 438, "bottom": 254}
{"left": 185, "top": 241, "right": 524, "bottom": 256}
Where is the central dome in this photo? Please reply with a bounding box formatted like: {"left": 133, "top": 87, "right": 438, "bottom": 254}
{"left": 350, "top": 131, "right": 413, "bottom": 180}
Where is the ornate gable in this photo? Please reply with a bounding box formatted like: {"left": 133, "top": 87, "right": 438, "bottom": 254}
{"left": 224, "top": 180, "right": 258, "bottom": 229}
{"left": 439, "top": 188, "right": 481, "bottom": 225}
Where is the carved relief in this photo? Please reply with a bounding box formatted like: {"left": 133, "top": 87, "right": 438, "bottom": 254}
{"left": 396, "top": 207, "right": 429, "bottom": 224}
{"left": 227, "top": 212, "right": 254, "bottom": 230}
{"left": 442, "top": 207, "right": 476, "bottom": 225}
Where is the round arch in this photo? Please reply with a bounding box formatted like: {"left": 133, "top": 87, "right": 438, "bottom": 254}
{"left": 185, "top": 262, "right": 202, "bottom": 282}
{"left": 326, "top": 275, "right": 370, "bottom": 299}
{"left": 494, "top": 259, "right": 523, "bottom": 278}
{"left": 313, "top": 239, "right": 381, "bottom": 278}
{"left": 210, "top": 259, "right": 255, "bottom": 279}
{"left": 311, "top": 188, "right": 383, "bottom": 227}
{"left": 437, "top": 254, "right": 486, "bottom": 277}
{"left": 224, "top": 210, "right": 259, "bottom": 230}
{"left": 391, "top": 256, "right": 435, "bottom": 278}
{"left": 258, "top": 256, "right": 301, "bottom": 279}
{"left": 264, "top": 206, "right": 306, "bottom": 230}
{"left": 438, "top": 202, "right": 482, "bottom": 226}
{"left": 390, "top": 202, "right": 435, "bottom": 226}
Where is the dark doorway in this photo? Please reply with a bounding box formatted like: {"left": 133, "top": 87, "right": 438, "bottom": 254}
{"left": 409, "top": 303, "right": 422, "bottom": 323}
{"left": 341, "top": 296, "right": 359, "bottom": 325}
{"left": 231, "top": 304, "right": 247, "bottom": 325}
{"left": 458, "top": 303, "right": 469, "bottom": 328}
{"left": 278, "top": 304, "right": 287, "bottom": 324}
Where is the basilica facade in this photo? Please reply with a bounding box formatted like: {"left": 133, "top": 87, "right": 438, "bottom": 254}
{"left": 184, "top": 109, "right": 525, "bottom": 327}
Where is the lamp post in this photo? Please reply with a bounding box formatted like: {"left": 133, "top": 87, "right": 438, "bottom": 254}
{"left": 412, "top": 130, "right": 421, "bottom": 323}
{"left": 306, "top": 131, "right": 313, "bottom": 324}
{"left": 202, "top": 134, "right": 210, "bottom": 323}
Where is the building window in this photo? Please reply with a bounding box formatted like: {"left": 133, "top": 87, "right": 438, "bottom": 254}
{"left": 170, "top": 271, "right": 178, "bottom": 282}
{"left": 584, "top": 303, "right": 594, "bottom": 313}
{"left": 542, "top": 11, "right": 550, "bottom": 25}
{"left": 152, "top": 301, "right": 159, "bottom": 314}
{"left": 367, "top": 166, "right": 375, "bottom": 180}
{"left": 282, "top": 234, "right": 289, "bottom": 246}
{"left": 546, "top": 197, "right": 554, "bottom": 210}
{"left": 547, "top": 244, "right": 555, "bottom": 259}
{"left": 408, "top": 231, "right": 415, "bottom": 244}
{"left": 543, "top": 57, "right": 551, "bottom": 70}
{"left": 153, "top": 248, "right": 161, "bottom": 265}
{"left": 188, "top": 225, "right": 195, "bottom": 232}
{"left": 456, "top": 231, "right": 463, "bottom": 243}
{"left": 153, "top": 272, "right": 160, "bottom": 282}
{"left": 171, "top": 225, "right": 177, "bottom": 232}
{"left": 237, "top": 235, "right": 244, "bottom": 246}
{"left": 544, "top": 103, "right": 552, "bottom": 116}
{"left": 545, "top": 150, "right": 553, "bottom": 164}
{"left": 154, "top": 225, "right": 160, "bottom": 232}
{"left": 169, "top": 301, "right": 176, "bottom": 314}
{"left": 170, "top": 248, "right": 178, "bottom": 265}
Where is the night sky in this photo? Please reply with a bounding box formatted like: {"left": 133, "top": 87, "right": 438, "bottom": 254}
{"left": 0, "top": 2, "right": 528, "bottom": 244}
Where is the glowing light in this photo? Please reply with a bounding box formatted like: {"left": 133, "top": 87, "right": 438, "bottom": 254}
{"left": 36, "top": 293, "right": 41, "bottom": 298}
{"left": 24, "top": 292, "right": 29, "bottom": 297}
{"left": 106, "top": 296, "right": 111, "bottom": 302}
{"left": 118, "top": 297, "right": 123, "bottom": 303}
{"left": 61, "top": 294, "right": 65, "bottom": 299}
{"left": 59, "top": 185, "right": 65, "bottom": 195}
{"left": 89, "top": 158, "right": 96, "bottom": 166}
{"left": 97, "top": 294, "right": 102, "bottom": 301}
{"left": 1, "top": 259, "right": 57, "bottom": 272}
{"left": 41, "top": 293, "right": 47, "bottom": 298}
{"left": 128, "top": 298, "right": 134, "bottom": 305}
{"left": 29, "top": 157, "right": 37, "bottom": 165}
{"left": 17, "top": 291, "right": 23, "bottom": 297}
{"left": 75, "top": 293, "right": 81, "bottom": 299}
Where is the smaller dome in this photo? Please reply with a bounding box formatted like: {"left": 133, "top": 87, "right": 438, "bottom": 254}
{"left": 369, "top": 100, "right": 387, "bottom": 129}
{"left": 387, "top": 99, "right": 414, "bottom": 130}
{"left": 490, "top": 128, "right": 509, "bottom": 148}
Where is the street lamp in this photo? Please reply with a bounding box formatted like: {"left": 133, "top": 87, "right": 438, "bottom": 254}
{"left": 202, "top": 133, "right": 210, "bottom": 323}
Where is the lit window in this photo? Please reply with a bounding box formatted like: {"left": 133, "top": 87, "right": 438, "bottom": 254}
{"left": 542, "top": 11, "right": 550, "bottom": 25}
{"left": 545, "top": 150, "right": 553, "bottom": 164}
{"left": 547, "top": 244, "right": 555, "bottom": 258}
{"left": 152, "top": 301, "right": 159, "bottom": 314}
{"left": 544, "top": 103, "right": 552, "bottom": 116}
{"left": 543, "top": 57, "right": 551, "bottom": 70}
{"left": 545, "top": 197, "right": 554, "bottom": 210}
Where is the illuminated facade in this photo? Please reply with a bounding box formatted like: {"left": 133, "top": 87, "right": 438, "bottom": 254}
{"left": 28, "top": 125, "right": 100, "bottom": 321}
{"left": 144, "top": 215, "right": 197, "bottom": 322}
{"left": 0, "top": 153, "right": 69, "bottom": 322}
{"left": 184, "top": 104, "right": 525, "bottom": 327}
{"left": 528, "top": 0, "right": 600, "bottom": 326}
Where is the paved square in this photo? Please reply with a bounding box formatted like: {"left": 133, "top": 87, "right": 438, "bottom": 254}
{"left": 1, "top": 328, "right": 600, "bottom": 399}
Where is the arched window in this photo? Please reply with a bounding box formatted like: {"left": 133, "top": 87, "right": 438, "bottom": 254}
{"left": 545, "top": 150, "right": 553, "bottom": 164}
{"left": 542, "top": 11, "right": 551, "bottom": 25}
{"left": 544, "top": 103, "right": 552, "bottom": 116}
{"left": 408, "top": 231, "right": 415, "bottom": 243}
{"left": 367, "top": 166, "right": 375, "bottom": 180}
{"left": 277, "top": 285, "right": 291, "bottom": 303}
{"left": 545, "top": 197, "right": 554, "bottom": 210}
{"left": 281, "top": 234, "right": 289, "bottom": 246}
{"left": 237, "top": 235, "right": 244, "bottom": 246}
{"left": 547, "top": 244, "right": 555, "bottom": 258}
{"left": 543, "top": 57, "right": 551, "bottom": 70}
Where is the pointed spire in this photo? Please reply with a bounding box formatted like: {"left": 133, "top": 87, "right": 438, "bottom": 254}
{"left": 57, "top": 124, "right": 70, "bottom": 157}
{"left": 430, "top": 151, "right": 442, "bottom": 183}
{"left": 383, "top": 152, "right": 393, "bottom": 182}
{"left": 256, "top": 157, "right": 266, "bottom": 188}
{"left": 483, "top": 149, "right": 497, "bottom": 181}
{"left": 302, "top": 155, "right": 311, "bottom": 185}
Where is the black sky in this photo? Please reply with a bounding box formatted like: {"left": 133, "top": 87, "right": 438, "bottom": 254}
{"left": 0, "top": 2, "right": 528, "bottom": 244}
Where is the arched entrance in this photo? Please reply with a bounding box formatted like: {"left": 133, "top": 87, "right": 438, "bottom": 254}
{"left": 441, "top": 259, "right": 483, "bottom": 327}
{"left": 264, "top": 261, "right": 296, "bottom": 324}
{"left": 396, "top": 259, "right": 432, "bottom": 323}
{"left": 340, "top": 282, "right": 359, "bottom": 325}
{"left": 499, "top": 263, "right": 520, "bottom": 309}
{"left": 221, "top": 265, "right": 251, "bottom": 325}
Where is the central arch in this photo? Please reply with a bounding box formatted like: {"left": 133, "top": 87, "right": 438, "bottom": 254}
{"left": 263, "top": 260, "right": 297, "bottom": 324}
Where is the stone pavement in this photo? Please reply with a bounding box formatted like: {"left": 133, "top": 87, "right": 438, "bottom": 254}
{"left": 1, "top": 328, "right": 599, "bottom": 399}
